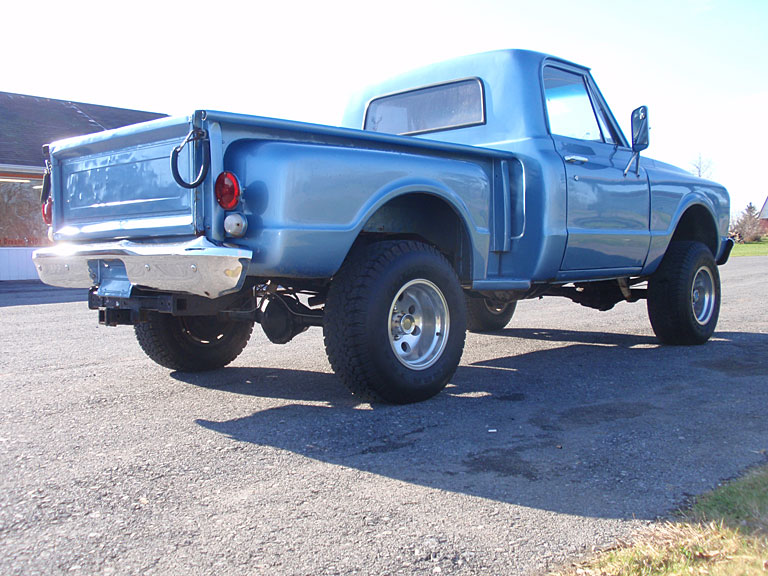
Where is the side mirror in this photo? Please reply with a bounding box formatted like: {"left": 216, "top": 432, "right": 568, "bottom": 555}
{"left": 631, "top": 106, "right": 649, "bottom": 152}
{"left": 624, "top": 106, "right": 649, "bottom": 176}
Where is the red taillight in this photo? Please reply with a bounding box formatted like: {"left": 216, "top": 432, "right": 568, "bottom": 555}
{"left": 215, "top": 172, "right": 241, "bottom": 210}
{"left": 41, "top": 198, "right": 53, "bottom": 225}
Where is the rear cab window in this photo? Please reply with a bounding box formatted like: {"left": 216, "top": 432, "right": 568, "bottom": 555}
{"left": 364, "top": 78, "right": 486, "bottom": 136}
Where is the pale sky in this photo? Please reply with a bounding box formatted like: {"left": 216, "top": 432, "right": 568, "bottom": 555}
{"left": 4, "top": 0, "right": 767, "bottom": 215}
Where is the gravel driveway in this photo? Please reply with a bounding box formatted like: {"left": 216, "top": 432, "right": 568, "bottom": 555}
{"left": 1, "top": 257, "right": 766, "bottom": 575}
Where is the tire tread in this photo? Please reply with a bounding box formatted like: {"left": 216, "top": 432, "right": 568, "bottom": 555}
{"left": 465, "top": 296, "right": 516, "bottom": 332}
{"left": 647, "top": 241, "right": 720, "bottom": 345}
{"left": 135, "top": 313, "right": 253, "bottom": 371}
{"left": 324, "top": 240, "right": 465, "bottom": 403}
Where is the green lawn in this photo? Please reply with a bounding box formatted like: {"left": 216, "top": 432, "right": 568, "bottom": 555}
{"left": 731, "top": 237, "right": 768, "bottom": 257}
{"left": 556, "top": 465, "right": 768, "bottom": 576}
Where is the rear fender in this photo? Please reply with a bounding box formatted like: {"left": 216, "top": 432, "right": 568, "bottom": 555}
{"left": 359, "top": 190, "right": 478, "bottom": 282}
{"left": 229, "top": 140, "right": 491, "bottom": 280}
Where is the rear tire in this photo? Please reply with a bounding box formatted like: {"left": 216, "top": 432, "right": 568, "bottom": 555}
{"left": 135, "top": 313, "right": 253, "bottom": 371}
{"left": 324, "top": 240, "right": 466, "bottom": 404}
{"left": 647, "top": 241, "right": 720, "bottom": 345}
{"left": 465, "top": 295, "right": 516, "bottom": 332}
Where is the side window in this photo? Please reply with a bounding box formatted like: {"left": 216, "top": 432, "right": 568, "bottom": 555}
{"left": 594, "top": 106, "right": 616, "bottom": 145}
{"left": 543, "top": 67, "right": 604, "bottom": 142}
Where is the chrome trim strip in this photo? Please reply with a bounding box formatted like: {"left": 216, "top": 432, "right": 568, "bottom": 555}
{"left": 56, "top": 214, "right": 195, "bottom": 239}
{"left": 32, "top": 237, "right": 252, "bottom": 299}
{"left": 500, "top": 159, "right": 512, "bottom": 252}
{"left": 509, "top": 157, "right": 527, "bottom": 241}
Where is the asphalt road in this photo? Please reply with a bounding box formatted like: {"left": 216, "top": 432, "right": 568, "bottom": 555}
{"left": 1, "top": 257, "right": 766, "bottom": 575}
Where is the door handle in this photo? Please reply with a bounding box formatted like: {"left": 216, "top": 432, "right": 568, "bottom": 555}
{"left": 565, "top": 155, "right": 589, "bottom": 163}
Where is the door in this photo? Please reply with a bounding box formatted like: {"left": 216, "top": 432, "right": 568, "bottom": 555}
{"left": 543, "top": 65, "right": 650, "bottom": 270}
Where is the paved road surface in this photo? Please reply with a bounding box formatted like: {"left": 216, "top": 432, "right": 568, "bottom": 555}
{"left": 1, "top": 257, "right": 766, "bottom": 575}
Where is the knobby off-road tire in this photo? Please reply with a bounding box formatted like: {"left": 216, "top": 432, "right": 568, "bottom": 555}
{"left": 323, "top": 240, "right": 467, "bottom": 404}
{"left": 135, "top": 313, "right": 254, "bottom": 371}
{"left": 647, "top": 241, "right": 721, "bottom": 345}
{"left": 465, "top": 295, "right": 516, "bottom": 333}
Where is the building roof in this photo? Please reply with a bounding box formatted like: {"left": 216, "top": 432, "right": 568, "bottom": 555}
{"left": 0, "top": 91, "right": 166, "bottom": 168}
{"left": 760, "top": 196, "right": 768, "bottom": 220}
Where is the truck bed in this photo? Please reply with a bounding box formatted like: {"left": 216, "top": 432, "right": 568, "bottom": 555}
{"left": 41, "top": 110, "right": 525, "bottom": 289}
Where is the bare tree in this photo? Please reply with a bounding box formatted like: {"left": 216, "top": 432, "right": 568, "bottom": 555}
{"left": 730, "top": 203, "right": 762, "bottom": 243}
{"left": 0, "top": 182, "right": 49, "bottom": 246}
{"left": 690, "top": 153, "right": 713, "bottom": 179}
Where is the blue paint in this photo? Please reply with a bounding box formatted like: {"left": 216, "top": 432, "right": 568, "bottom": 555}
{"left": 41, "top": 49, "right": 730, "bottom": 297}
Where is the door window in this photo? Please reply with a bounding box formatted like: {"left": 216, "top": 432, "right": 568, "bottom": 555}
{"left": 543, "top": 67, "right": 604, "bottom": 142}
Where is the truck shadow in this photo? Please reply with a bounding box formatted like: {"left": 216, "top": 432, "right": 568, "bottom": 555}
{"left": 493, "top": 326, "right": 660, "bottom": 347}
{"left": 177, "top": 330, "right": 768, "bottom": 521}
{"left": 0, "top": 281, "right": 87, "bottom": 307}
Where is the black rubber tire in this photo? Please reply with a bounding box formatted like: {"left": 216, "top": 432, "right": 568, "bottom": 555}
{"left": 323, "top": 240, "right": 466, "bottom": 404}
{"left": 134, "top": 313, "right": 254, "bottom": 371}
{"left": 647, "top": 241, "right": 721, "bottom": 345}
{"left": 465, "top": 295, "right": 516, "bottom": 332}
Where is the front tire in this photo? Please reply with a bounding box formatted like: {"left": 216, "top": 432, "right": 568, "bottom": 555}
{"left": 324, "top": 240, "right": 466, "bottom": 404}
{"left": 465, "top": 295, "right": 516, "bottom": 332}
{"left": 647, "top": 241, "right": 721, "bottom": 345}
{"left": 135, "top": 313, "right": 253, "bottom": 371}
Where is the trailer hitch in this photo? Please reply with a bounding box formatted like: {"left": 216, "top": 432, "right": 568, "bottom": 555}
{"left": 170, "top": 127, "right": 210, "bottom": 189}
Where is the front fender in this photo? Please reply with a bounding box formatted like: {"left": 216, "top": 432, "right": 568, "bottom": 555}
{"left": 644, "top": 192, "right": 722, "bottom": 275}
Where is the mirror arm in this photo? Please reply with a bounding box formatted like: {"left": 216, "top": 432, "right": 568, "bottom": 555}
{"left": 623, "top": 151, "right": 640, "bottom": 177}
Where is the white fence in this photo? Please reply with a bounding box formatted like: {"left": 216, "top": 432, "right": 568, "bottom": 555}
{"left": 0, "top": 247, "right": 39, "bottom": 281}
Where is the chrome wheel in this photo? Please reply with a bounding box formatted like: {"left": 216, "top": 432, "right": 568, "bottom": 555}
{"left": 691, "top": 265, "right": 715, "bottom": 326}
{"left": 483, "top": 300, "right": 510, "bottom": 315}
{"left": 465, "top": 294, "right": 516, "bottom": 333}
{"left": 389, "top": 279, "right": 449, "bottom": 370}
{"left": 180, "top": 316, "right": 228, "bottom": 345}
{"left": 325, "top": 240, "right": 466, "bottom": 404}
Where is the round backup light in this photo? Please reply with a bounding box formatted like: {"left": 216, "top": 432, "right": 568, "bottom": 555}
{"left": 42, "top": 198, "right": 53, "bottom": 225}
{"left": 215, "top": 172, "right": 241, "bottom": 210}
{"left": 224, "top": 213, "right": 248, "bottom": 237}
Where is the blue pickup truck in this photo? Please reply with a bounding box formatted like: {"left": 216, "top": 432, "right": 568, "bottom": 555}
{"left": 33, "top": 49, "right": 732, "bottom": 403}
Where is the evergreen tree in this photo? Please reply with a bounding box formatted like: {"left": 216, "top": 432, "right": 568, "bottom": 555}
{"left": 731, "top": 203, "right": 762, "bottom": 243}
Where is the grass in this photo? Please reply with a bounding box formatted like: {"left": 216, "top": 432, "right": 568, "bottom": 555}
{"left": 731, "top": 237, "right": 768, "bottom": 257}
{"left": 554, "top": 465, "right": 768, "bottom": 576}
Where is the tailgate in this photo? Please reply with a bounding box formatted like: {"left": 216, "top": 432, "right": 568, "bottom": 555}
{"left": 49, "top": 115, "right": 201, "bottom": 241}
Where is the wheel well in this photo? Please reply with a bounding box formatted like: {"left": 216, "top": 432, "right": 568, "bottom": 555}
{"left": 359, "top": 193, "right": 473, "bottom": 282}
{"left": 671, "top": 205, "right": 718, "bottom": 255}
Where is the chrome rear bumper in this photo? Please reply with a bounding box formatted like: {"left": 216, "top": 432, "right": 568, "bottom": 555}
{"left": 32, "top": 237, "right": 252, "bottom": 298}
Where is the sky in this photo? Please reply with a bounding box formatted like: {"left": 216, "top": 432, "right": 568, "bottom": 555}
{"left": 4, "top": 0, "right": 767, "bottom": 215}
